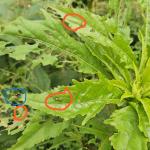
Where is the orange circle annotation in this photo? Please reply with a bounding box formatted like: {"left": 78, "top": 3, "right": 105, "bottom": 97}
{"left": 44, "top": 87, "right": 73, "bottom": 111}
{"left": 62, "top": 13, "right": 87, "bottom": 32}
{"left": 13, "top": 105, "right": 28, "bottom": 121}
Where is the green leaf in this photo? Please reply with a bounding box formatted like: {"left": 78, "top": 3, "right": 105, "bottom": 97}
{"left": 27, "top": 79, "right": 122, "bottom": 125}
{"left": 8, "top": 120, "right": 69, "bottom": 150}
{"left": 142, "top": 58, "right": 150, "bottom": 82}
{"left": 141, "top": 59, "right": 150, "bottom": 97}
{"left": 49, "top": 134, "right": 78, "bottom": 150}
{"left": 139, "top": 0, "right": 150, "bottom": 72}
{"left": 78, "top": 60, "right": 97, "bottom": 74}
{"left": 80, "top": 117, "right": 113, "bottom": 150}
{"left": 50, "top": 7, "right": 136, "bottom": 82}
{"left": 7, "top": 43, "right": 42, "bottom": 60}
{"left": 1, "top": 15, "right": 107, "bottom": 77}
{"left": 131, "top": 102, "right": 150, "bottom": 141}
{"left": 140, "top": 98, "right": 150, "bottom": 123}
{"left": 98, "top": 137, "right": 112, "bottom": 150}
{"left": 82, "top": 35, "right": 133, "bottom": 82}
{"left": 32, "top": 53, "right": 58, "bottom": 67}
{"left": 105, "top": 106, "right": 148, "bottom": 150}
{"left": 28, "top": 65, "right": 50, "bottom": 92}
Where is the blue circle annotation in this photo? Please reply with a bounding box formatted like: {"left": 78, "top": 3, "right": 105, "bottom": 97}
{"left": 1, "top": 87, "right": 27, "bottom": 106}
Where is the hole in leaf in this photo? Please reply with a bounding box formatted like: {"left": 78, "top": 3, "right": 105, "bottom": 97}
{"left": 38, "top": 43, "right": 46, "bottom": 49}
{"left": 89, "top": 125, "right": 92, "bottom": 128}
{"left": 72, "top": 2, "right": 78, "bottom": 8}
{"left": 55, "top": 14, "right": 62, "bottom": 19}
{"left": 18, "top": 30, "right": 23, "bottom": 34}
{"left": 5, "top": 43, "right": 15, "bottom": 47}
{"left": 22, "top": 38, "right": 36, "bottom": 45}
{"left": 1, "top": 26, "right": 4, "bottom": 32}
{"left": 47, "top": 7, "right": 57, "bottom": 13}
